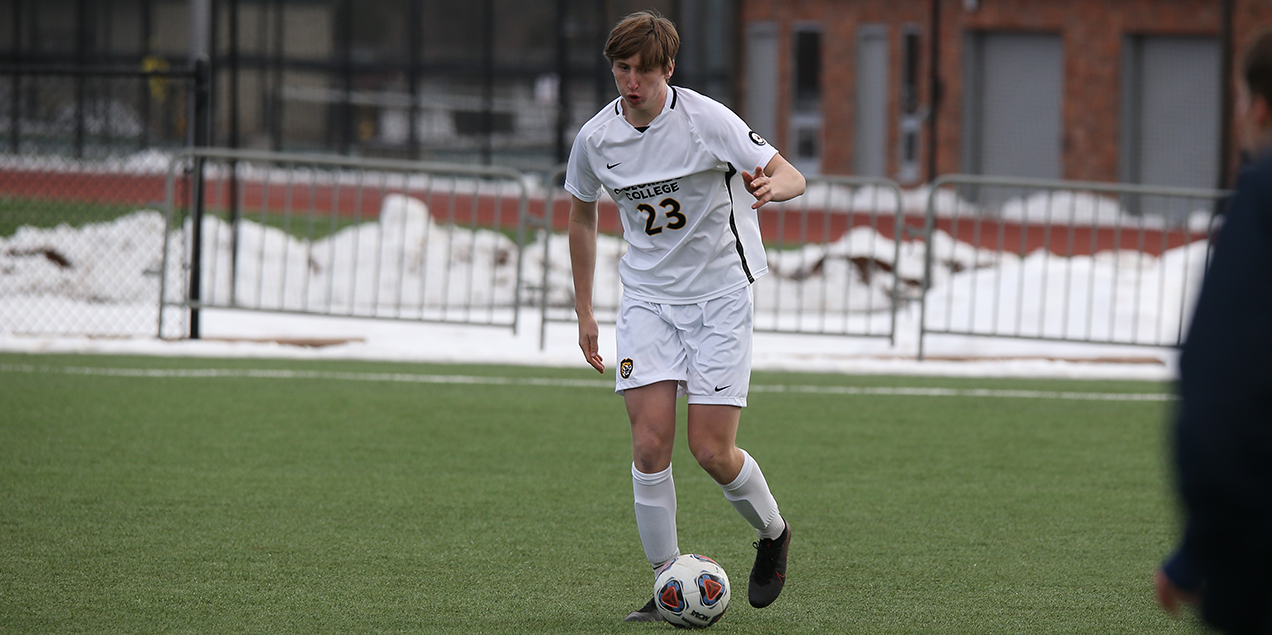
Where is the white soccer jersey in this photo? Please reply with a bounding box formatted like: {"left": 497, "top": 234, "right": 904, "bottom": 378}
{"left": 565, "top": 86, "right": 778, "bottom": 304}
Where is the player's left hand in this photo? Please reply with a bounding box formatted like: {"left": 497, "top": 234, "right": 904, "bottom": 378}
{"left": 577, "top": 314, "right": 605, "bottom": 374}
{"left": 742, "top": 165, "right": 772, "bottom": 209}
{"left": 1154, "top": 568, "right": 1199, "bottom": 617}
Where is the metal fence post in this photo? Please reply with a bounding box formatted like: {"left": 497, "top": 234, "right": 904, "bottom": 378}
{"left": 188, "top": 57, "right": 212, "bottom": 338}
{"left": 539, "top": 167, "right": 567, "bottom": 350}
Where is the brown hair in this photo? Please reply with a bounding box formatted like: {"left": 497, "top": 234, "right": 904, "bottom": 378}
{"left": 1244, "top": 30, "right": 1272, "bottom": 105}
{"left": 604, "top": 11, "right": 679, "bottom": 72}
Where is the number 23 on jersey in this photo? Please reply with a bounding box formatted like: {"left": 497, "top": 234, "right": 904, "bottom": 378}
{"left": 640, "top": 197, "right": 684, "bottom": 236}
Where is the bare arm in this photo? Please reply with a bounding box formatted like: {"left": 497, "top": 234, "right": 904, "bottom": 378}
{"left": 742, "top": 153, "right": 806, "bottom": 210}
{"left": 568, "top": 195, "right": 605, "bottom": 373}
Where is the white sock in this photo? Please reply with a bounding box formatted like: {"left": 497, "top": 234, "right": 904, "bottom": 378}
{"left": 720, "top": 450, "right": 786, "bottom": 540}
{"left": 632, "top": 463, "right": 679, "bottom": 569}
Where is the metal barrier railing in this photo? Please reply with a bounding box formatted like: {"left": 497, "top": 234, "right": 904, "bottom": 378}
{"left": 5, "top": 146, "right": 1231, "bottom": 360}
{"left": 535, "top": 171, "right": 907, "bottom": 348}
{"left": 533, "top": 166, "right": 578, "bottom": 350}
{"left": 917, "top": 174, "right": 1227, "bottom": 360}
{"left": 158, "top": 148, "right": 529, "bottom": 338}
{"left": 753, "top": 176, "right": 906, "bottom": 342}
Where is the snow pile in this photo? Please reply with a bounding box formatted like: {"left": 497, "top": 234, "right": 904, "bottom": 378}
{"left": 0, "top": 191, "right": 1211, "bottom": 354}
{"left": 178, "top": 194, "right": 520, "bottom": 316}
{"left": 0, "top": 211, "right": 166, "bottom": 303}
{"left": 998, "top": 190, "right": 1217, "bottom": 232}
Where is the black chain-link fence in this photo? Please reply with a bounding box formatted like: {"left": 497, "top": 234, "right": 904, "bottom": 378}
{"left": 2, "top": 66, "right": 192, "bottom": 157}
{"left": 0, "top": 0, "right": 736, "bottom": 338}
{"left": 0, "top": 65, "right": 198, "bottom": 337}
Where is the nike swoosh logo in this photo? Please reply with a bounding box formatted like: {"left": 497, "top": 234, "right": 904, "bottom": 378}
{"left": 607, "top": 162, "right": 622, "bottom": 169}
{"left": 715, "top": 385, "right": 731, "bottom": 392}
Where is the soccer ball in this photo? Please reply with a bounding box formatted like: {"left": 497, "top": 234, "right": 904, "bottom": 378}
{"left": 654, "top": 554, "right": 731, "bottom": 628}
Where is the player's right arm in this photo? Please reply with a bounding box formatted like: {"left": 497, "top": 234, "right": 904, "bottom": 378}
{"left": 569, "top": 195, "right": 605, "bottom": 373}
{"left": 743, "top": 153, "right": 806, "bottom": 210}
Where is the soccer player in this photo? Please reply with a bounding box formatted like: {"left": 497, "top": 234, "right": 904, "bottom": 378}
{"left": 1155, "top": 30, "right": 1272, "bottom": 634}
{"left": 565, "top": 10, "right": 806, "bottom": 622}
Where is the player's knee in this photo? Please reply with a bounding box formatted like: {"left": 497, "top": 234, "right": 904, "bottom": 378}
{"left": 688, "top": 442, "right": 727, "bottom": 475}
{"left": 632, "top": 431, "right": 673, "bottom": 469}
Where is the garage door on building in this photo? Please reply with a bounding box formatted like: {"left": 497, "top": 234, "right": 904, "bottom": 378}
{"left": 745, "top": 22, "right": 779, "bottom": 150}
{"left": 962, "top": 32, "right": 1064, "bottom": 180}
{"left": 1120, "top": 35, "right": 1221, "bottom": 191}
{"left": 855, "top": 25, "right": 889, "bottom": 178}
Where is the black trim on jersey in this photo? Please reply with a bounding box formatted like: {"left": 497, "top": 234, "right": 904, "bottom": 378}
{"left": 669, "top": 86, "right": 678, "bottom": 109}
{"left": 723, "top": 163, "right": 755, "bottom": 284}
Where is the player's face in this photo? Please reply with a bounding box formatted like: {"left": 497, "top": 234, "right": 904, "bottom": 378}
{"left": 612, "top": 53, "right": 672, "bottom": 119}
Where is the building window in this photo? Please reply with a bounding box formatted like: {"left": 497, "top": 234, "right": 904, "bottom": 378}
{"left": 897, "top": 25, "right": 923, "bottom": 183}
{"left": 790, "top": 25, "right": 822, "bottom": 175}
{"left": 794, "top": 28, "right": 822, "bottom": 112}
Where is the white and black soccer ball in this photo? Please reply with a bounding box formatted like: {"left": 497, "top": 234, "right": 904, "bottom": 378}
{"left": 654, "top": 554, "right": 731, "bottom": 628}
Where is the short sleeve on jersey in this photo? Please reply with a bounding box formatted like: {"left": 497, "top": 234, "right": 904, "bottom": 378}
{"left": 691, "top": 98, "right": 778, "bottom": 174}
{"left": 564, "top": 126, "right": 603, "bottom": 202}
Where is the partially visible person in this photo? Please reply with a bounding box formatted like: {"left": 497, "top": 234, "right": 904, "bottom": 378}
{"left": 1156, "top": 29, "right": 1272, "bottom": 634}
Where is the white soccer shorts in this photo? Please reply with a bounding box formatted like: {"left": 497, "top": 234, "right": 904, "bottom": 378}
{"left": 614, "top": 285, "right": 754, "bottom": 407}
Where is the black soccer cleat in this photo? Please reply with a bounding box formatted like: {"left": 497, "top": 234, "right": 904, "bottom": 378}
{"left": 624, "top": 597, "right": 665, "bottom": 622}
{"left": 748, "top": 520, "right": 790, "bottom": 608}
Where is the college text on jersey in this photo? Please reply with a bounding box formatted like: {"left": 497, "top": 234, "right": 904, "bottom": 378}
{"left": 612, "top": 178, "right": 681, "bottom": 201}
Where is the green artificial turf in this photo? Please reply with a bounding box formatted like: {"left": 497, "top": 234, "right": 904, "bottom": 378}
{"left": 0, "top": 353, "right": 1201, "bottom": 633}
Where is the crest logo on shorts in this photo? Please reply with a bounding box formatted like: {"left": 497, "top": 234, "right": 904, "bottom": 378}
{"left": 620, "top": 358, "right": 634, "bottom": 379}
{"left": 748, "top": 130, "right": 768, "bottom": 146}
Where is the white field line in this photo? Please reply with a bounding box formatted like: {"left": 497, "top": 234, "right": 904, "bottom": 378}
{"left": 0, "top": 363, "right": 1173, "bottom": 402}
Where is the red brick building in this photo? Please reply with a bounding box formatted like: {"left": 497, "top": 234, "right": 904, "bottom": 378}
{"left": 737, "top": 0, "right": 1272, "bottom": 188}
